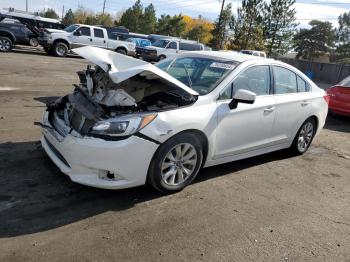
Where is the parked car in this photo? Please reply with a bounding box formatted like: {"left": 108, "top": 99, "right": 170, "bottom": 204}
{"left": 38, "top": 47, "right": 328, "bottom": 193}
{"left": 0, "top": 22, "right": 37, "bottom": 52}
{"left": 127, "top": 37, "right": 151, "bottom": 48}
{"left": 326, "top": 76, "right": 350, "bottom": 116}
{"left": 38, "top": 24, "right": 136, "bottom": 57}
{"left": 240, "top": 50, "right": 267, "bottom": 58}
{"left": 136, "top": 39, "right": 206, "bottom": 62}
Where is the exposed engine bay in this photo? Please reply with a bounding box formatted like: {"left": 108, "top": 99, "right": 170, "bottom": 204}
{"left": 47, "top": 65, "right": 197, "bottom": 137}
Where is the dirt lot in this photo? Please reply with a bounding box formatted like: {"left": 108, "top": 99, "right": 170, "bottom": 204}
{"left": 0, "top": 47, "right": 350, "bottom": 262}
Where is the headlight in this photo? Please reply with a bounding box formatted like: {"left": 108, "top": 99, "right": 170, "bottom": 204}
{"left": 89, "top": 114, "right": 157, "bottom": 137}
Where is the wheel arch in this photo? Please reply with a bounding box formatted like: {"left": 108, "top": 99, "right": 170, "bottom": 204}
{"left": 115, "top": 46, "right": 127, "bottom": 53}
{"left": 53, "top": 39, "right": 70, "bottom": 49}
{"left": 0, "top": 31, "right": 16, "bottom": 43}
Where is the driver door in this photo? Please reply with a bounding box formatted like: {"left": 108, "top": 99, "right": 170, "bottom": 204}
{"left": 214, "top": 65, "right": 276, "bottom": 158}
{"left": 71, "top": 27, "right": 92, "bottom": 48}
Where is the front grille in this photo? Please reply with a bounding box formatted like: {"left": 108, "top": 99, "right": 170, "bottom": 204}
{"left": 44, "top": 136, "right": 71, "bottom": 168}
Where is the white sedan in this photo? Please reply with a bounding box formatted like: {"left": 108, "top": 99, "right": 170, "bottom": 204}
{"left": 39, "top": 46, "right": 328, "bottom": 193}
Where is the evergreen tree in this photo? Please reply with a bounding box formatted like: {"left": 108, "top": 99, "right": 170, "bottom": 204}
{"left": 140, "top": 4, "right": 157, "bottom": 34}
{"left": 228, "top": 0, "right": 264, "bottom": 51}
{"left": 119, "top": 0, "right": 143, "bottom": 32}
{"left": 210, "top": 3, "right": 232, "bottom": 50}
{"left": 293, "top": 20, "right": 336, "bottom": 61}
{"left": 62, "top": 9, "right": 75, "bottom": 25}
{"left": 37, "top": 8, "right": 59, "bottom": 19}
{"left": 262, "top": 0, "right": 298, "bottom": 57}
{"left": 336, "top": 11, "right": 350, "bottom": 60}
{"left": 157, "top": 14, "right": 186, "bottom": 37}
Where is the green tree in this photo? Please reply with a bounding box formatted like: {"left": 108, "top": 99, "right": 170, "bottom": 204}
{"left": 228, "top": 0, "right": 264, "bottom": 51}
{"left": 210, "top": 3, "right": 232, "bottom": 50}
{"left": 140, "top": 4, "right": 157, "bottom": 34}
{"left": 336, "top": 11, "right": 350, "bottom": 60}
{"left": 37, "top": 8, "right": 59, "bottom": 19}
{"left": 293, "top": 20, "right": 336, "bottom": 61}
{"left": 119, "top": 0, "right": 143, "bottom": 32}
{"left": 157, "top": 14, "right": 186, "bottom": 37}
{"left": 62, "top": 8, "right": 75, "bottom": 25}
{"left": 262, "top": 0, "right": 298, "bottom": 57}
{"left": 96, "top": 13, "right": 114, "bottom": 26}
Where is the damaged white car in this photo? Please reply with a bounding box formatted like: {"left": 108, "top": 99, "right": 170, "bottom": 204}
{"left": 39, "top": 46, "right": 328, "bottom": 192}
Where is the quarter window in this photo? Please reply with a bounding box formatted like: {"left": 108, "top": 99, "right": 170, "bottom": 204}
{"left": 79, "top": 27, "right": 91, "bottom": 36}
{"left": 297, "top": 76, "right": 308, "bottom": 92}
{"left": 168, "top": 42, "right": 177, "bottom": 49}
{"left": 93, "top": 29, "right": 104, "bottom": 38}
{"left": 273, "top": 66, "right": 298, "bottom": 94}
{"left": 221, "top": 65, "right": 270, "bottom": 99}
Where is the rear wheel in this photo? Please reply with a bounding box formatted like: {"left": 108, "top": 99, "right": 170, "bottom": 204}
{"left": 147, "top": 133, "right": 203, "bottom": 193}
{"left": 290, "top": 118, "right": 316, "bottom": 155}
{"left": 52, "top": 42, "right": 68, "bottom": 57}
{"left": 116, "top": 48, "right": 127, "bottom": 55}
{"left": 29, "top": 37, "right": 39, "bottom": 47}
{"left": 0, "top": 36, "right": 13, "bottom": 52}
{"left": 158, "top": 55, "right": 166, "bottom": 61}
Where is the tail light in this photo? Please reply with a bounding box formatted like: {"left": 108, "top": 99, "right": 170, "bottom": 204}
{"left": 323, "top": 94, "right": 330, "bottom": 105}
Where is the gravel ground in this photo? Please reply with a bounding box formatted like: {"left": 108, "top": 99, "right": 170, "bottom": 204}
{"left": 0, "top": 47, "right": 349, "bottom": 262}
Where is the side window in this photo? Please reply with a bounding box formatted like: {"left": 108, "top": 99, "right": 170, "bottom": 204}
{"left": 220, "top": 65, "right": 270, "bottom": 99}
{"left": 79, "top": 27, "right": 91, "bottom": 36}
{"left": 93, "top": 29, "right": 104, "bottom": 38}
{"left": 297, "top": 75, "right": 308, "bottom": 92}
{"left": 273, "top": 66, "right": 298, "bottom": 94}
{"left": 168, "top": 42, "right": 177, "bottom": 49}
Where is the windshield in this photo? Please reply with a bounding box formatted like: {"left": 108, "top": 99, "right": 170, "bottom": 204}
{"left": 64, "top": 24, "right": 79, "bottom": 33}
{"left": 156, "top": 57, "right": 238, "bottom": 95}
{"left": 152, "top": 40, "right": 170, "bottom": 48}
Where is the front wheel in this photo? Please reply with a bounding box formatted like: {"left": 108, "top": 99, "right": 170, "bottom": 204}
{"left": 290, "top": 118, "right": 316, "bottom": 155}
{"left": 116, "top": 48, "right": 127, "bottom": 55}
{"left": 0, "top": 36, "right": 13, "bottom": 52}
{"left": 147, "top": 133, "right": 203, "bottom": 193}
{"left": 52, "top": 42, "right": 68, "bottom": 57}
{"left": 29, "top": 37, "right": 39, "bottom": 47}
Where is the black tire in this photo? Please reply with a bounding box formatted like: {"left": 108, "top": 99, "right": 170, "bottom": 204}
{"left": 290, "top": 118, "right": 316, "bottom": 155}
{"left": 158, "top": 55, "right": 166, "bottom": 61}
{"left": 0, "top": 36, "right": 13, "bottom": 52}
{"left": 116, "top": 48, "right": 127, "bottom": 55}
{"left": 29, "top": 37, "right": 39, "bottom": 47}
{"left": 147, "top": 132, "right": 203, "bottom": 193}
{"left": 52, "top": 42, "right": 68, "bottom": 57}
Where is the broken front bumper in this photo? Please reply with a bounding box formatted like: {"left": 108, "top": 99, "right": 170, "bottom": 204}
{"left": 41, "top": 111, "right": 159, "bottom": 190}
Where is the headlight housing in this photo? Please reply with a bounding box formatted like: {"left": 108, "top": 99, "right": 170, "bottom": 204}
{"left": 89, "top": 114, "right": 157, "bottom": 137}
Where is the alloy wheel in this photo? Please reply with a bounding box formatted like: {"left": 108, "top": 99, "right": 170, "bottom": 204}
{"left": 0, "top": 39, "right": 11, "bottom": 51}
{"left": 297, "top": 122, "right": 314, "bottom": 152}
{"left": 161, "top": 143, "right": 198, "bottom": 186}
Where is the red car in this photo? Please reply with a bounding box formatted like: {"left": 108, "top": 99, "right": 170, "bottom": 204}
{"left": 326, "top": 76, "right": 350, "bottom": 116}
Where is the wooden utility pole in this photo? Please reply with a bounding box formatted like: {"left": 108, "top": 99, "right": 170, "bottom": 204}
{"left": 102, "top": 0, "right": 106, "bottom": 15}
{"left": 61, "top": 5, "right": 65, "bottom": 20}
{"left": 218, "top": 0, "right": 226, "bottom": 49}
{"left": 26, "top": 0, "right": 28, "bottom": 12}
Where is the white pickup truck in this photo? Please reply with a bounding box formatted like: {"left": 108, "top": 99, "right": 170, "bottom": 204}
{"left": 38, "top": 24, "right": 136, "bottom": 57}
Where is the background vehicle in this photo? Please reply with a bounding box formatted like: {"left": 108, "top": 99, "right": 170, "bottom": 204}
{"left": 240, "top": 50, "right": 267, "bottom": 58}
{"left": 38, "top": 24, "right": 136, "bottom": 57}
{"left": 136, "top": 39, "right": 206, "bottom": 62}
{"left": 0, "top": 22, "right": 37, "bottom": 52}
{"left": 326, "top": 76, "right": 350, "bottom": 116}
{"left": 39, "top": 47, "right": 328, "bottom": 193}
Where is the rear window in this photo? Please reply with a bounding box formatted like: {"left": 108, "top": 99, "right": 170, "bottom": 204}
{"left": 94, "top": 28, "right": 104, "bottom": 38}
{"left": 179, "top": 43, "right": 202, "bottom": 51}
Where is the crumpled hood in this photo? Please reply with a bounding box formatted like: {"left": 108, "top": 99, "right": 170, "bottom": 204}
{"left": 73, "top": 46, "right": 198, "bottom": 96}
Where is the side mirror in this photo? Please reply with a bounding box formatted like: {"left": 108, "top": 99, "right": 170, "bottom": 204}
{"left": 74, "top": 30, "right": 82, "bottom": 36}
{"left": 229, "top": 89, "right": 256, "bottom": 110}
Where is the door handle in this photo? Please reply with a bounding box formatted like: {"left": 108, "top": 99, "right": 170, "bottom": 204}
{"left": 264, "top": 106, "right": 275, "bottom": 113}
{"left": 301, "top": 100, "right": 310, "bottom": 106}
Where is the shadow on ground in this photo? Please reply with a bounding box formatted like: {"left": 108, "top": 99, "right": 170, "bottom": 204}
{"left": 324, "top": 114, "right": 350, "bottom": 133}
{"left": 0, "top": 139, "right": 294, "bottom": 238}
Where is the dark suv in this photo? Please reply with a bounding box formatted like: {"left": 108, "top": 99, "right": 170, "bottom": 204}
{"left": 0, "top": 22, "right": 37, "bottom": 52}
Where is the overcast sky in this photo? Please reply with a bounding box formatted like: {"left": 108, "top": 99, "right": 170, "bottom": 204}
{"left": 1, "top": 0, "right": 349, "bottom": 28}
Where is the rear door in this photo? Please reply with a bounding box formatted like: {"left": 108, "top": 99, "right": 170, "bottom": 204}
{"left": 271, "top": 65, "right": 312, "bottom": 144}
{"left": 92, "top": 28, "right": 107, "bottom": 48}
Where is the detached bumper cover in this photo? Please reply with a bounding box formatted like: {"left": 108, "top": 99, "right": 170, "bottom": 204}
{"left": 41, "top": 112, "right": 159, "bottom": 189}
